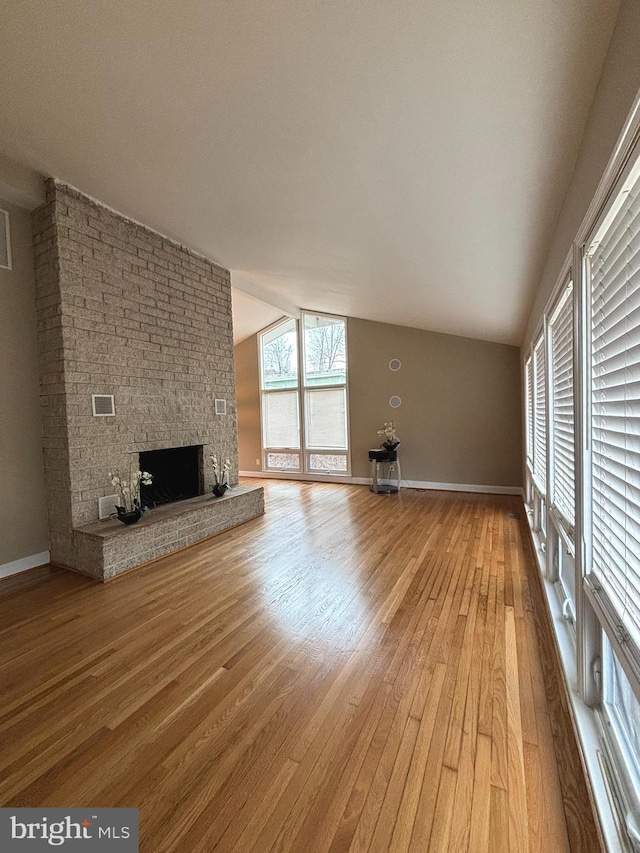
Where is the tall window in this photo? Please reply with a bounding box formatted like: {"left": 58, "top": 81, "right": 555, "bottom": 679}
{"left": 260, "top": 313, "right": 349, "bottom": 474}
{"left": 525, "top": 355, "right": 534, "bottom": 465}
{"left": 586, "top": 153, "right": 640, "bottom": 816}
{"left": 550, "top": 279, "right": 575, "bottom": 530}
{"left": 587, "top": 156, "right": 640, "bottom": 652}
{"left": 302, "top": 314, "right": 349, "bottom": 472}
{"left": 533, "top": 334, "right": 547, "bottom": 493}
{"left": 260, "top": 318, "right": 300, "bottom": 470}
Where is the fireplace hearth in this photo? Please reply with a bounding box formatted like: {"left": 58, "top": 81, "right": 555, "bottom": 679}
{"left": 139, "top": 445, "right": 204, "bottom": 508}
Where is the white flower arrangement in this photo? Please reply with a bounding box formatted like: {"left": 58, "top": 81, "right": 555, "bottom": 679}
{"left": 109, "top": 468, "right": 153, "bottom": 513}
{"left": 210, "top": 454, "right": 231, "bottom": 487}
{"left": 377, "top": 421, "right": 400, "bottom": 449}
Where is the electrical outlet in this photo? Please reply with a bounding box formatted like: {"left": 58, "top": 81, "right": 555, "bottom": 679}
{"left": 255, "top": 459, "right": 260, "bottom": 466}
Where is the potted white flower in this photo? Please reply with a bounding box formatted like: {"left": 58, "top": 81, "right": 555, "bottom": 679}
{"left": 377, "top": 421, "right": 400, "bottom": 452}
{"left": 210, "top": 455, "right": 231, "bottom": 497}
{"left": 108, "top": 468, "right": 153, "bottom": 524}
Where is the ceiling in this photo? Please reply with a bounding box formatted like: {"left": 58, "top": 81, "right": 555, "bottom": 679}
{"left": 0, "top": 0, "right": 621, "bottom": 345}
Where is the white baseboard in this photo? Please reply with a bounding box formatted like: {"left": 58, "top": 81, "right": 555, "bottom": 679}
{"left": 0, "top": 550, "right": 50, "bottom": 580}
{"left": 403, "top": 480, "right": 523, "bottom": 496}
{"left": 239, "top": 471, "right": 523, "bottom": 496}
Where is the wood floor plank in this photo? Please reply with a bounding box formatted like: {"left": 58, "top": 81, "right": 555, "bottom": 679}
{"left": 388, "top": 661, "right": 447, "bottom": 853}
{"left": 0, "top": 481, "right": 600, "bottom": 852}
{"left": 490, "top": 564, "right": 508, "bottom": 791}
{"left": 490, "top": 783, "right": 510, "bottom": 853}
{"left": 467, "top": 732, "right": 493, "bottom": 853}
{"left": 505, "top": 605, "right": 529, "bottom": 853}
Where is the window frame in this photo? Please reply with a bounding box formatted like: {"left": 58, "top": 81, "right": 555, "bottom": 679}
{"left": 528, "top": 328, "right": 548, "bottom": 555}
{"left": 301, "top": 312, "right": 350, "bottom": 474}
{"left": 532, "top": 331, "right": 548, "bottom": 496}
{"left": 583, "top": 147, "right": 640, "bottom": 845}
{"left": 583, "top": 142, "right": 640, "bottom": 683}
{"left": 259, "top": 312, "right": 351, "bottom": 477}
{"left": 549, "top": 276, "right": 576, "bottom": 536}
{"left": 525, "top": 354, "right": 534, "bottom": 466}
{"left": 259, "top": 317, "right": 302, "bottom": 472}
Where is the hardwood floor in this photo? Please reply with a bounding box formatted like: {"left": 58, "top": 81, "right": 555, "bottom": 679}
{"left": 0, "top": 481, "right": 600, "bottom": 851}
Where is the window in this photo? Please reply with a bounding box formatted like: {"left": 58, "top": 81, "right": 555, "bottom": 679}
{"left": 601, "top": 632, "right": 640, "bottom": 838}
{"left": 260, "top": 318, "right": 301, "bottom": 471}
{"left": 558, "top": 546, "right": 576, "bottom": 619}
{"left": 586, "top": 149, "right": 640, "bottom": 836}
{"left": 550, "top": 280, "right": 575, "bottom": 530}
{"left": 587, "top": 155, "right": 640, "bottom": 653}
{"left": 260, "top": 313, "right": 349, "bottom": 474}
{"left": 525, "top": 355, "right": 534, "bottom": 465}
{"left": 604, "top": 634, "right": 640, "bottom": 794}
{"left": 533, "top": 334, "right": 547, "bottom": 494}
{"left": 302, "top": 314, "right": 348, "bottom": 472}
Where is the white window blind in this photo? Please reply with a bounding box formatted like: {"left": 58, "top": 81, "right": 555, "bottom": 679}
{"left": 589, "top": 160, "right": 640, "bottom": 650}
{"left": 263, "top": 391, "right": 300, "bottom": 449}
{"left": 533, "top": 335, "right": 547, "bottom": 493}
{"left": 550, "top": 281, "right": 575, "bottom": 527}
{"left": 305, "top": 388, "right": 348, "bottom": 449}
{"left": 525, "top": 356, "right": 534, "bottom": 464}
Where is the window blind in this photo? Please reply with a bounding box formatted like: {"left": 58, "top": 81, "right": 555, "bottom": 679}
{"left": 525, "top": 356, "right": 534, "bottom": 464}
{"left": 305, "top": 388, "right": 348, "bottom": 449}
{"left": 263, "top": 391, "right": 300, "bottom": 449}
{"left": 533, "top": 335, "right": 547, "bottom": 493}
{"left": 550, "top": 281, "right": 575, "bottom": 527}
{"left": 589, "top": 162, "right": 640, "bottom": 650}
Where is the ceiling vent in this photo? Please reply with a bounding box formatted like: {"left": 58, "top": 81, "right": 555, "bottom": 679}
{"left": 92, "top": 394, "right": 115, "bottom": 417}
{"left": 0, "top": 209, "right": 11, "bottom": 270}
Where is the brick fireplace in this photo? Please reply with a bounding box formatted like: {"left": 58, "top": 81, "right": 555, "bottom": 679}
{"left": 33, "top": 180, "right": 263, "bottom": 580}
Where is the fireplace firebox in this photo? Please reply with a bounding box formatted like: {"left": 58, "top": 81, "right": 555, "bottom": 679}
{"left": 139, "top": 445, "right": 204, "bottom": 508}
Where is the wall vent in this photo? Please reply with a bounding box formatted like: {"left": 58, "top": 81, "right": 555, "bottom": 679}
{"left": 92, "top": 394, "right": 115, "bottom": 416}
{"left": 0, "top": 209, "right": 11, "bottom": 270}
{"left": 214, "top": 398, "right": 227, "bottom": 415}
{"left": 98, "top": 494, "right": 120, "bottom": 520}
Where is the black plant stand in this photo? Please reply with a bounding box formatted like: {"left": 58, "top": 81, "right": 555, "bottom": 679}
{"left": 368, "top": 449, "right": 401, "bottom": 494}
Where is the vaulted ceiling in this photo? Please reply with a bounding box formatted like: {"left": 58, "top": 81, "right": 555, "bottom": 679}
{"left": 0, "top": 0, "right": 621, "bottom": 344}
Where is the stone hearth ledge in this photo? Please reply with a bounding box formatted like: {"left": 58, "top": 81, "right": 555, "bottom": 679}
{"left": 73, "top": 485, "right": 264, "bottom": 581}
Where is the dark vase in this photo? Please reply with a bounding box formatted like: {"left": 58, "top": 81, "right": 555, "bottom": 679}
{"left": 382, "top": 441, "right": 400, "bottom": 452}
{"left": 212, "top": 483, "right": 228, "bottom": 497}
{"left": 116, "top": 507, "right": 142, "bottom": 525}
